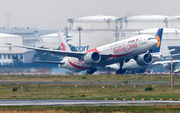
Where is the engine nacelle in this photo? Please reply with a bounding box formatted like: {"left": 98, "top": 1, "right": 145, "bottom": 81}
{"left": 136, "top": 53, "right": 153, "bottom": 66}
{"left": 163, "top": 62, "right": 178, "bottom": 71}
{"left": 163, "top": 63, "right": 171, "bottom": 71}
{"left": 84, "top": 52, "right": 101, "bottom": 64}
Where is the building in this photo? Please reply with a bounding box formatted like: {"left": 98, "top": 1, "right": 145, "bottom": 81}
{"left": 37, "top": 14, "right": 123, "bottom": 51}
{"left": 0, "top": 27, "right": 39, "bottom": 47}
{"left": 67, "top": 14, "right": 118, "bottom": 30}
{"left": 0, "top": 33, "right": 27, "bottom": 65}
{"left": 35, "top": 33, "right": 60, "bottom": 49}
{"left": 123, "top": 15, "right": 169, "bottom": 29}
{"left": 0, "top": 27, "right": 39, "bottom": 65}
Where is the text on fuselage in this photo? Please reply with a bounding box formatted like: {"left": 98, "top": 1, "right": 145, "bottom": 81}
{"left": 113, "top": 43, "right": 137, "bottom": 54}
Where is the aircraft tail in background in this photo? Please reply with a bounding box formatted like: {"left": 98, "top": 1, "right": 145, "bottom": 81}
{"left": 152, "top": 28, "right": 163, "bottom": 53}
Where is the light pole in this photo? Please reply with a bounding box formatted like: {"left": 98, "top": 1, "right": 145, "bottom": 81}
{"left": 77, "top": 27, "right": 83, "bottom": 52}
{"left": 171, "top": 54, "right": 173, "bottom": 90}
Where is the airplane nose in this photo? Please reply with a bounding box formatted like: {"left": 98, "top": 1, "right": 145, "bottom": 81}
{"left": 153, "top": 39, "right": 158, "bottom": 47}
{"left": 149, "top": 39, "right": 158, "bottom": 50}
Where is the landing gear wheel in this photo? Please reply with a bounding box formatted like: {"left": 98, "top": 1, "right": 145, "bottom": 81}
{"left": 116, "top": 61, "right": 126, "bottom": 74}
{"left": 86, "top": 67, "right": 97, "bottom": 74}
{"left": 116, "top": 69, "right": 126, "bottom": 74}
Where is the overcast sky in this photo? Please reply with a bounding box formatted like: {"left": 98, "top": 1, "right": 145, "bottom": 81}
{"left": 0, "top": 0, "right": 179, "bottom": 30}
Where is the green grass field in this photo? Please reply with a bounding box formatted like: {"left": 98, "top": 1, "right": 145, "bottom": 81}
{"left": 0, "top": 105, "right": 180, "bottom": 113}
{"left": 0, "top": 74, "right": 180, "bottom": 100}
{"left": 1, "top": 83, "right": 180, "bottom": 100}
{"left": 0, "top": 74, "right": 180, "bottom": 82}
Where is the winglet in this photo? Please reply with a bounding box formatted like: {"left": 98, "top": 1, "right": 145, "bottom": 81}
{"left": 152, "top": 28, "right": 163, "bottom": 53}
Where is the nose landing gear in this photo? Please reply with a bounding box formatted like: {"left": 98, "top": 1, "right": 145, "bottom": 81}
{"left": 116, "top": 61, "right": 126, "bottom": 74}
{"left": 86, "top": 67, "right": 97, "bottom": 74}
{"left": 116, "top": 68, "right": 126, "bottom": 74}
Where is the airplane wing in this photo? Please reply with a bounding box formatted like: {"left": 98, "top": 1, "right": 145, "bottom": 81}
{"left": 6, "top": 43, "right": 111, "bottom": 59}
{"left": 31, "top": 60, "right": 65, "bottom": 64}
{"left": 162, "top": 53, "right": 180, "bottom": 59}
{"left": 151, "top": 49, "right": 175, "bottom": 57}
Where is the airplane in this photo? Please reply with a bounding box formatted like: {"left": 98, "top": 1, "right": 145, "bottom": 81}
{"left": 105, "top": 52, "right": 179, "bottom": 74}
{"left": 6, "top": 28, "right": 160, "bottom": 74}
{"left": 103, "top": 28, "right": 163, "bottom": 73}
{"left": 105, "top": 28, "right": 180, "bottom": 74}
{"left": 149, "top": 56, "right": 180, "bottom": 72}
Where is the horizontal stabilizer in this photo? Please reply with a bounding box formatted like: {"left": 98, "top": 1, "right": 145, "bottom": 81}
{"left": 152, "top": 48, "right": 175, "bottom": 57}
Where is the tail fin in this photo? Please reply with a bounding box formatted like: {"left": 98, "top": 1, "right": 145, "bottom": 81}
{"left": 152, "top": 28, "right": 163, "bottom": 53}
{"left": 58, "top": 31, "right": 71, "bottom": 52}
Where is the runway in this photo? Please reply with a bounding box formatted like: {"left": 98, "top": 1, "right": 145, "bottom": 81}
{"left": 1, "top": 100, "right": 180, "bottom": 106}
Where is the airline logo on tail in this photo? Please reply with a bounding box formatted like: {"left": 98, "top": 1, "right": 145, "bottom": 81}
{"left": 156, "top": 35, "right": 161, "bottom": 48}
{"left": 152, "top": 28, "right": 163, "bottom": 53}
{"left": 61, "top": 43, "right": 66, "bottom": 51}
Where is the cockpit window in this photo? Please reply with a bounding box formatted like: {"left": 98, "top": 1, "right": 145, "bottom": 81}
{"left": 148, "top": 37, "right": 156, "bottom": 40}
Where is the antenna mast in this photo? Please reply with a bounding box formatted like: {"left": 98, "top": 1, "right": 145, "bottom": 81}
{"left": 5, "top": 12, "right": 11, "bottom": 29}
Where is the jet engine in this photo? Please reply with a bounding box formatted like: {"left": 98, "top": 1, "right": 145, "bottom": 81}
{"left": 84, "top": 52, "right": 101, "bottom": 64}
{"left": 163, "top": 63, "right": 171, "bottom": 71}
{"left": 136, "top": 53, "right": 153, "bottom": 66}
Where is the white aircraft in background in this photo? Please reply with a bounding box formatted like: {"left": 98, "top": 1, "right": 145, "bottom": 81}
{"left": 106, "top": 53, "right": 180, "bottom": 74}
{"left": 149, "top": 57, "right": 180, "bottom": 72}
{"left": 6, "top": 29, "right": 159, "bottom": 74}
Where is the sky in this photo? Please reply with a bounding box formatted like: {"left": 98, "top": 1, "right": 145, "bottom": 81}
{"left": 0, "top": 0, "right": 179, "bottom": 30}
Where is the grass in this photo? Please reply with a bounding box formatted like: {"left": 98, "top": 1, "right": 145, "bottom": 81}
{"left": 0, "top": 74, "right": 180, "bottom": 100}
{"left": 0, "top": 74, "right": 180, "bottom": 82}
{"left": 0, "top": 105, "right": 180, "bottom": 113}
{"left": 0, "top": 82, "right": 180, "bottom": 100}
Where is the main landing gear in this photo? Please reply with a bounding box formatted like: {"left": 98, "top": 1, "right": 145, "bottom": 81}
{"left": 86, "top": 67, "right": 97, "bottom": 74}
{"left": 116, "top": 61, "right": 126, "bottom": 74}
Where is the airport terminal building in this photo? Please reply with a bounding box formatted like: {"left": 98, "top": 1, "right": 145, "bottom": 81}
{"left": 0, "top": 27, "right": 38, "bottom": 65}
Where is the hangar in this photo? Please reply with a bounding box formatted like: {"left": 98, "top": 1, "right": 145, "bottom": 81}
{"left": 0, "top": 33, "right": 26, "bottom": 65}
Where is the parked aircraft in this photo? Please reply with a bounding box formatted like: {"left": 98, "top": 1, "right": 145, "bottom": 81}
{"left": 106, "top": 53, "right": 179, "bottom": 74}
{"left": 6, "top": 29, "right": 159, "bottom": 74}
{"left": 150, "top": 57, "right": 180, "bottom": 72}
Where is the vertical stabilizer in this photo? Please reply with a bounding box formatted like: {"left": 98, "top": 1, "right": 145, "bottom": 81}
{"left": 152, "top": 28, "right": 163, "bottom": 53}
{"left": 58, "top": 31, "right": 71, "bottom": 52}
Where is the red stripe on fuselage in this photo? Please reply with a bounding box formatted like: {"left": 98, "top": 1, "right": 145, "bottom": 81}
{"left": 68, "top": 58, "right": 89, "bottom": 70}
{"left": 86, "top": 48, "right": 99, "bottom": 53}
{"left": 110, "top": 50, "right": 135, "bottom": 58}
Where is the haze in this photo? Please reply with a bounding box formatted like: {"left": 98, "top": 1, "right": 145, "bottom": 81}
{"left": 0, "top": 0, "right": 178, "bottom": 30}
